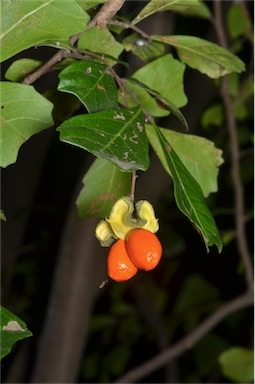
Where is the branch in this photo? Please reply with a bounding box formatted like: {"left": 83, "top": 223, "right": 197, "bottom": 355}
{"left": 22, "top": 50, "right": 69, "bottom": 85}
{"left": 213, "top": 1, "right": 254, "bottom": 291}
{"left": 114, "top": 291, "right": 253, "bottom": 383}
{"left": 22, "top": 0, "right": 126, "bottom": 85}
{"left": 87, "top": 0, "right": 125, "bottom": 29}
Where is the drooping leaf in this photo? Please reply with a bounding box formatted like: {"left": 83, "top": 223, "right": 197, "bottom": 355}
{"left": 130, "top": 54, "right": 187, "bottom": 114}
{"left": 76, "top": 158, "right": 131, "bottom": 219}
{"left": 57, "top": 107, "right": 149, "bottom": 172}
{"left": 0, "top": 82, "right": 54, "bottom": 168}
{"left": 146, "top": 125, "right": 224, "bottom": 197}
{"left": 0, "top": 0, "right": 90, "bottom": 62}
{"left": 219, "top": 347, "right": 254, "bottom": 383}
{"left": 132, "top": 0, "right": 211, "bottom": 25}
{"left": 119, "top": 80, "right": 169, "bottom": 117}
{"left": 58, "top": 61, "right": 118, "bottom": 113}
{"left": 148, "top": 122, "right": 223, "bottom": 252}
{"left": 128, "top": 78, "right": 188, "bottom": 129}
{"left": 0, "top": 306, "right": 32, "bottom": 360}
{"left": 78, "top": 27, "right": 123, "bottom": 65}
{"left": 4, "top": 58, "right": 43, "bottom": 82}
{"left": 154, "top": 35, "right": 245, "bottom": 78}
{"left": 122, "top": 33, "right": 165, "bottom": 62}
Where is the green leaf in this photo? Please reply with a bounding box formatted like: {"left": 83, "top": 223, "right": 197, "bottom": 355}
{"left": 147, "top": 122, "right": 223, "bottom": 252}
{"left": 128, "top": 78, "right": 188, "bottom": 129}
{"left": 201, "top": 104, "right": 224, "bottom": 128}
{"left": 0, "top": 82, "right": 54, "bottom": 168}
{"left": 4, "top": 58, "right": 43, "bottom": 82}
{"left": 76, "top": 158, "right": 131, "bottom": 218}
{"left": 78, "top": 27, "right": 123, "bottom": 65}
{"left": 154, "top": 35, "right": 245, "bottom": 78}
{"left": 119, "top": 80, "right": 169, "bottom": 118}
{"left": 227, "top": 4, "right": 252, "bottom": 40}
{"left": 146, "top": 125, "right": 224, "bottom": 197}
{"left": 0, "top": 209, "right": 7, "bottom": 221}
{"left": 131, "top": 53, "right": 187, "bottom": 113}
{"left": 132, "top": 0, "right": 210, "bottom": 25}
{"left": 0, "top": 0, "right": 90, "bottom": 62}
{"left": 219, "top": 347, "right": 254, "bottom": 383}
{"left": 123, "top": 33, "right": 165, "bottom": 62}
{"left": 58, "top": 61, "right": 118, "bottom": 113}
{"left": 0, "top": 306, "right": 32, "bottom": 360}
{"left": 57, "top": 107, "right": 150, "bottom": 172}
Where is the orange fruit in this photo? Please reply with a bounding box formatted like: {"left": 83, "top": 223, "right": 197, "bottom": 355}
{"left": 125, "top": 228, "right": 162, "bottom": 271}
{"left": 107, "top": 239, "right": 138, "bottom": 282}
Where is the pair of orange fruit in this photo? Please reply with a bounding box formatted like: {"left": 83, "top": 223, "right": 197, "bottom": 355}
{"left": 107, "top": 228, "right": 162, "bottom": 282}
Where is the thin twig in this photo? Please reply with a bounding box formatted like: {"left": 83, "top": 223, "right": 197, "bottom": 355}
{"left": 107, "top": 20, "right": 151, "bottom": 40}
{"left": 114, "top": 291, "right": 253, "bottom": 383}
{"left": 213, "top": 1, "right": 253, "bottom": 291}
{"left": 22, "top": 50, "right": 67, "bottom": 85}
{"left": 22, "top": 0, "right": 126, "bottom": 85}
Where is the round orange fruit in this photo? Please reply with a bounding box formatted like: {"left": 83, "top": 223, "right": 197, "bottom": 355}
{"left": 125, "top": 228, "right": 162, "bottom": 271}
{"left": 107, "top": 239, "right": 138, "bottom": 282}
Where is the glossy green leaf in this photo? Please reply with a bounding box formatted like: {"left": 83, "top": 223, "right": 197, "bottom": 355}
{"left": 57, "top": 107, "right": 149, "bottom": 172}
{"left": 0, "top": 0, "right": 90, "bottom": 62}
{"left": 1, "top": 306, "right": 32, "bottom": 360}
{"left": 148, "top": 122, "right": 223, "bottom": 252}
{"left": 58, "top": 61, "right": 118, "bottom": 113}
{"left": 146, "top": 125, "right": 224, "bottom": 197}
{"left": 132, "top": 0, "right": 210, "bottom": 25}
{"left": 154, "top": 35, "right": 245, "bottom": 78}
{"left": 123, "top": 33, "right": 165, "bottom": 62}
{"left": 219, "top": 347, "right": 254, "bottom": 383}
{"left": 131, "top": 54, "right": 187, "bottom": 115}
{"left": 0, "top": 82, "right": 54, "bottom": 168}
{"left": 4, "top": 58, "right": 42, "bottom": 82}
{"left": 78, "top": 27, "right": 123, "bottom": 65}
{"left": 76, "top": 158, "right": 131, "bottom": 218}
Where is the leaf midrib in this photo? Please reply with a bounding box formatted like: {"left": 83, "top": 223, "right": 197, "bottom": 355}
{"left": 0, "top": 1, "right": 54, "bottom": 40}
